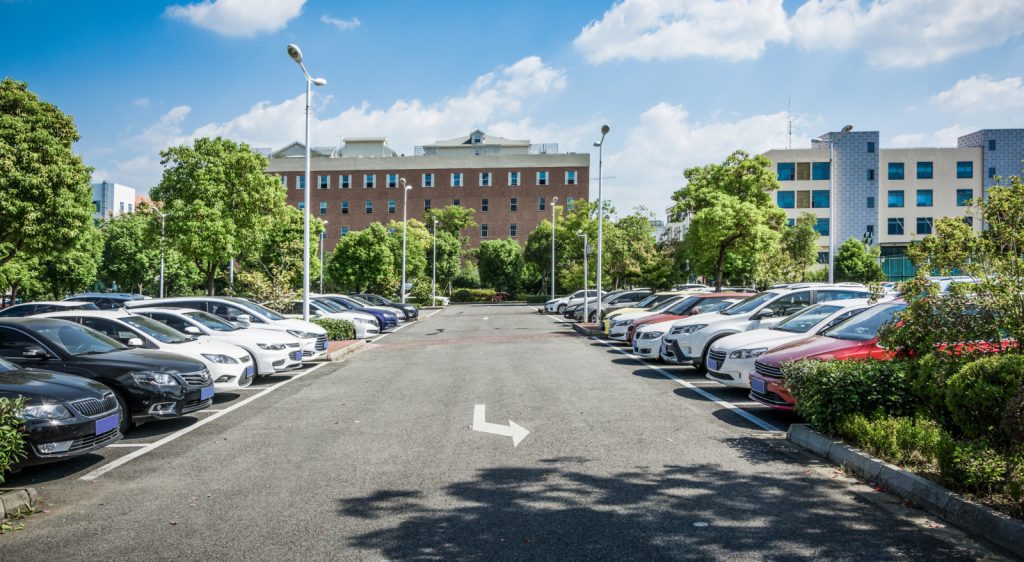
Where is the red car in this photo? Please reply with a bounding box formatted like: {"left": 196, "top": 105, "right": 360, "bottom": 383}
{"left": 749, "top": 300, "right": 907, "bottom": 411}
{"left": 625, "top": 292, "right": 748, "bottom": 345}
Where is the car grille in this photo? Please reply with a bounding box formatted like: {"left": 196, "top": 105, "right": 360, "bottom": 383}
{"left": 286, "top": 342, "right": 300, "bottom": 348}
{"left": 184, "top": 398, "right": 211, "bottom": 412}
{"left": 272, "top": 359, "right": 285, "bottom": 367}
{"left": 315, "top": 334, "right": 327, "bottom": 350}
{"left": 69, "top": 428, "right": 119, "bottom": 453}
{"left": 180, "top": 369, "right": 211, "bottom": 387}
{"left": 302, "top": 350, "right": 314, "bottom": 358}
{"left": 70, "top": 393, "right": 117, "bottom": 417}
{"left": 708, "top": 350, "right": 727, "bottom": 363}
{"left": 754, "top": 360, "right": 784, "bottom": 379}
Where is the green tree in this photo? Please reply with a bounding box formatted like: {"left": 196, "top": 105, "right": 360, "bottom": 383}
{"left": 150, "top": 137, "right": 285, "bottom": 295}
{"left": 606, "top": 210, "right": 657, "bottom": 289}
{"left": 779, "top": 212, "right": 821, "bottom": 282}
{"left": 37, "top": 223, "right": 102, "bottom": 299}
{"left": 237, "top": 205, "right": 323, "bottom": 294}
{"left": 669, "top": 150, "right": 786, "bottom": 290}
{"left": 833, "top": 238, "right": 884, "bottom": 283}
{"left": 385, "top": 219, "right": 430, "bottom": 284}
{"left": 99, "top": 208, "right": 158, "bottom": 293}
{"left": 478, "top": 238, "right": 525, "bottom": 293}
{"left": 427, "top": 230, "right": 461, "bottom": 295}
{"left": 0, "top": 78, "right": 94, "bottom": 269}
{"left": 325, "top": 223, "right": 397, "bottom": 294}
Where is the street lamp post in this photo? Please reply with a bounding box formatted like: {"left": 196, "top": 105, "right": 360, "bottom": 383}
{"left": 400, "top": 178, "right": 412, "bottom": 303}
{"left": 551, "top": 196, "right": 559, "bottom": 302}
{"left": 319, "top": 221, "right": 328, "bottom": 294}
{"left": 594, "top": 124, "right": 610, "bottom": 320}
{"left": 155, "top": 208, "right": 171, "bottom": 298}
{"left": 826, "top": 125, "right": 853, "bottom": 284}
{"left": 432, "top": 218, "right": 438, "bottom": 307}
{"left": 286, "top": 43, "right": 327, "bottom": 322}
{"left": 577, "top": 231, "right": 588, "bottom": 323}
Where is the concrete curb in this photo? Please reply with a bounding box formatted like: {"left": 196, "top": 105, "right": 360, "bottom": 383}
{"left": 0, "top": 488, "right": 37, "bottom": 517}
{"left": 787, "top": 424, "right": 1024, "bottom": 557}
{"left": 328, "top": 340, "right": 365, "bottom": 361}
{"left": 571, "top": 323, "right": 605, "bottom": 337}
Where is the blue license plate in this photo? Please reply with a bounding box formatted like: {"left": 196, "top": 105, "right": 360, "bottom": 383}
{"left": 96, "top": 413, "right": 119, "bottom": 435}
{"left": 708, "top": 358, "right": 721, "bottom": 371}
{"left": 200, "top": 386, "right": 214, "bottom": 400}
{"left": 751, "top": 378, "right": 767, "bottom": 395}
{"left": 245, "top": 366, "right": 254, "bottom": 378}
{"left": 293, "top": 351, "right": 302, "bottom": 361}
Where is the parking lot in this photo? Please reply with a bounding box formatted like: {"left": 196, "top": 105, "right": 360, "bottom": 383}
{"left": 0, "top": 305, "right": 1001, "bottom": 559}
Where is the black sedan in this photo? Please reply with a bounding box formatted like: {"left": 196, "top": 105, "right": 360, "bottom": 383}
{"left": 350, "top": 293, "right": 419, "bottom": 320}
{"left": 0, "top": 318, "right": 213, "bottom": 434}
{"left": 0, "top": 358, "right": 122, "bottom": 467}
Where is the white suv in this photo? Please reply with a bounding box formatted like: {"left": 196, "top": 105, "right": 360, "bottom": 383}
{"left": 660, "top": 284, "right": 870, "bottom": 371}
{"left": 544, "top": 290, "right": 603, "bottom": 313}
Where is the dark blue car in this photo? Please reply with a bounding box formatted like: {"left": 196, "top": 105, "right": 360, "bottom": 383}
{"left": 314, "top": 296, "right": 398, "bottom": 330}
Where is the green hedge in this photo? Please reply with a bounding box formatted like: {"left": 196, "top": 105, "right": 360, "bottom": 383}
{"left": 311, "top": 318, "right": 356, "bottom": 341}
{"left": 451, "top": 288, "right": 496, "bottom": 302}
{"left": 945, "top": 354, "right": 1024, "bottom": 442}
{"left": 0, "top": 397, "right": 26, "bottom": 484}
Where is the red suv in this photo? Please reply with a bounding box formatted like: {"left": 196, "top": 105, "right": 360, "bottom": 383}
{"left": 625, "top": 293, "right": 747, "bottom": 345}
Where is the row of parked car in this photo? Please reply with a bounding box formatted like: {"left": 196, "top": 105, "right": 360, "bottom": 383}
{"left": 0, "top": 291, "right": 417, "bottom": 471}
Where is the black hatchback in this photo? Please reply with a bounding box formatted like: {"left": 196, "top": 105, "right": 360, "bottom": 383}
{"left": 0, "top": 318, "right": 213, "bottom": 434}
{"left": 0, "top": 358, "right": 123, "bottom": 467}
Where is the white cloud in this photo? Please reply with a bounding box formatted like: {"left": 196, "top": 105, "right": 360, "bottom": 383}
{"left": 929, "top": 75, "right": 1024, "bottom": 112}
{"left": 166, "top": 0, "right": 305, "bottom": 37}
{"left": 574, "top": 0, "right": 790, "bottom": 63}
{"left": 889, "top": 124, "right": 976, "bottom": 148}
{"left": 320, "top": 15, "right": 360, "bottom": 30}
{"left": 133, "top": 97, "right": 150, "bottom": 108}
{"left": 790, "top": 0, "right": 1024, "bottom": 68}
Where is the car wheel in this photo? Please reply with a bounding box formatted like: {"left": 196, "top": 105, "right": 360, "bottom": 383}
{"left": 246, "top": 351, "right": 261, "bottom": 382}
{"left": 557, "top": 304, "right": 566, "bottom": 313}
{"left": 113, "top": 390, "right": 134, "bottom": 435}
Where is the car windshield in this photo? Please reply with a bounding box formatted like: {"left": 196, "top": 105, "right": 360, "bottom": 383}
{"left": 633, "top": 295, "right": 658, "bottom": 308}
{"left": 0, "top": 357, "right": 17, "bottom": 372}
{"left": 121, "top": 316, "right": 193, "bottom": 344}
{"left": 665, "top": 296, "right": 701, "bottom": 315}
{"left": 183, "top": 310, "right": 238, "bottom": 332}
{"left": 35, "top": 324, "right": 127, "bottom": 356}
{"left": 644, "top": 294, "right": 680, "bottom": 309}
{"left": 651, "top": 296, "right": 687, "bottom": 313}
{"left": 228, "top": 298, "right": 286, "bottom": 321}
{"left": 824, "top": 303, "right": 907, "bottom": 341}
{"left": 347, "top": 295, "right": 375, "bottom": 307}
{"left": 773, "top": 304, "right": 844, "bottom": 334}
{"left": 315, "top": 299, "right": 346, "bottom": 313}
{"left": 721, "top": 292, "right": 779, "bottom": 316}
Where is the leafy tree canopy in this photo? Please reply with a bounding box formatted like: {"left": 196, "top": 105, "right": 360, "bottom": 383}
{"left": 833, "top": 237, "right": 884, "bottom": 284}
{"left": 325, "top": 223, "right": 397, "bottom": 294}
{"left": 477, "top": 238, "right": 525, "bottom": 293}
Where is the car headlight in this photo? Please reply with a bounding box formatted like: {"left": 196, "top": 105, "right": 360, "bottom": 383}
{"left": 20, "top": 403, "right": 72, "bottom": 421}
{"left": 131, "top": 371, "right": 180, "bottom": 386}
{"left": 257, "top": 343, "right": 286, "bottom": 351}
{"left": 287, "top": 330, "right": 319, "bottom": 339}
{"left": 678, "top": 324, "right": 707, "bottom": 334}
{"left": 729, "top": 348, "right": 768, "bottom": 359}
{"left": 202, "top": 353, "right": 239, "bottom": 364}
{"left": 640, "top": 331, "right": 664, "bottom": 339}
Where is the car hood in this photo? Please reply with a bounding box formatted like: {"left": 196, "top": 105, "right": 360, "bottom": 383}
{"left": 235, "top": 328, "right": 301, "bottom": 345}
{"left": 69, "top": 348, "right": 206, "bottom": 373}
{"left": 361, "top": 306, "right": 398, "bottom": 317}
{"left": 169, "top": 338, "right": 247, "bottom": 358}
{"left": 0, "top": 368, "right": 113, "bottom": 401}
{"left": 711, "top": 329, "right": 803, "bottom": 353}
{"left": 635, "top": 318, "right": 678, "bottom": 333}
{"left": 330, "top": 311, "right": 377, "bottom": 322}
{"left": 631, "top": 313, "right": 682, "bottom": 328}
{"left": 612, "top": 310, "right": 663, "bottom": 323}
{"left": 271, "top": 318, "right": 327, "bottom": 335}
{"left": 669, "top": 311, "right": 727, "bottom": 328}
{"left": 758, "top": 335, "right": 867, "bottom": 367}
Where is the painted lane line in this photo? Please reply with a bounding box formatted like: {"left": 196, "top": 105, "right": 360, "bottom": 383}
{"left": 194, "top": 409, "right": 224, "bottom": 413}
{"left": 593, "top": 338, "right": 782, "bottom": 433}
{"left": 79, "top": 362, "right": 332, "bottom": 481}
{"left": 106, "top": 443, "right": 149, "bottom": 448}
{"left": 368, "top": 308, "right": 443, "bottom": 343}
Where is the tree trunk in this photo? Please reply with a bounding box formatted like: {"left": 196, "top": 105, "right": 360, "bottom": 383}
{"left": 206, "top": 263, "right": 217, "bottom": 296}
{"left": 715, "top": 243, "right": 727, "bottom": 291}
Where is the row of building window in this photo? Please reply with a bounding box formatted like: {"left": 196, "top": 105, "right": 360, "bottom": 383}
{"left": 886, "top": 188, "right": 974, "bottom": 207}
{"left": 885, "top": 161, "right": 985, "bottom": 180}
{"left": 300, "top": 196, "right": 576, "bottom": 215}
{"left": 331, "top": 224, "right": 521, "bottom": 238}
{"left": 779, "top": 188, "right": 974, "bottom": 210}
{"left": 778, "top": 160, "right": 992, "bottom": 183}
{"left": 776, "top": 162, "right": 831, "bottom": 181}
{"left": 785, "top": 217, "right": 831, "bottom": 236}
{"left": 777, "top": 190, "right": 829, "bottom": 209}
{"left": 283, "top": 171, "right": 577, "bottom": 190}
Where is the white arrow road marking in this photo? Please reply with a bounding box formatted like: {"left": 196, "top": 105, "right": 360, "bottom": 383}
{"left": 472, "top": 404, "right": 529, "bottom": 447}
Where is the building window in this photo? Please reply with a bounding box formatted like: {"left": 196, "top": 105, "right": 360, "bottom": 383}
{"left": 777, "top": 191, "right": 795, "bottom": 208}
{"left": 424, "top": 199, "right": 431, "bottom": 211}
{"left": 887, "top": 162, "right": 905, "bottom": 180}
{"left": 796, "top": 190, "right": 810, "bottom": 209}
{"left": 777, "top": 162, "right": 795, "bottom": 181}
{"left": 451, "top": 173, "right": 463, "bottom": 187}
{"left": 388, "top": 200, "right": 396, "bottom": 214}
{"left": 387, "top": 174, "right": 399, "bottom": 188}
{"left": 988, "top": 139, "right": 996, "bottom": 151}
{"left": 510, "top": 197, "right": 518, "bottom": 211}
{"left": 280, "top": 175, "right": 288, "bottom": 188}
{"left": 480, "top": 172, "right": 492, "bottom": 187}
{"left": 509, "top": 171, "right": 520, "bottom": 186}
{"left": 916, "top": 161, "right": 933, "bottom": 179}
{"left": 916, "top": 217, "right": 933, "bottom": 235}
{"left": 422, "top": 173, "right": 434, "bottom": 188}
{"left": 812, "top": 162, "right": 830, "bottom": 181}
{"left": 481, "top": 224, "right": 488, "bottom": 238}
{"left": 297, "top": 202, "right": 304, "bottom": 210}
{"left": 537, "top": 171, "right": 549, "bottom": 186}
{"left": 509, "top": 224, "right": 517, "bottom": 237}
{"left": 796, "top": 162, "right": 810, "bottom": 181}
{"left": 318, "top": 175, "right": 329, "bottom": 189}
{"left": 956, "top": 189, "right": 973, "bottom": 206}
{"left": 341, "top": 174, "right": 351, "bottom": 189}
{"left": 956, "top": 161, "right": 973, "bottom": 179}
{"left": 364, "top": 175, "right": 375, "bottom": 189}
{"left": 319, "top": 202, "right": 327, "bottom": 215}
{"left": 365, "top": 201, "right": 373, "bottom": 214}
{"left": 811, "top": 190, "right": 830, "bottom": 208}
{"left": 119, "top": 202, "right": 125, "bottom": 213}
{"left": 341, "top": 201, "right": 349, "bottom": 214}
{"left": 814, "top": 218, "right": 830, "bottom": 236}
{"left": 867, "top": 141, "right": 876, "bottom": 153}
{"left": 916, "top": 189, "right": 933, "bottom": 207}
{"left": 340, "top": 226, "right": 349, "bottom": 236}
{"left": 817, "top": 251, "right": 829, "bottom": 264}
{"left": 989, "top": 167, "right": 996, "bottom": 179}
{"left": 297, "top": 176, "right": 306, "bottom": 190}
{"left": 888, "top": 190, "right": 905, "bottom": 208}
{"left": 565, "top": 171, "right": 577, "bottom": 185}
{"left": 866, "top": 224, "right": 875, "bottom": 236}
{"left": 567, "top": 197, "right": 575, "bottom": 211}
{"left": 867, "top": 196, "right": 875, "bottom": 209}
{"left": 481, "top": 198, "right": 489, "bottom": 212}
{"left": 538, "top": 197, "right": 546, "bottom": 211}
{"left": 888, "top": 218, "right": 904, "bottom": 235}
{"left": 868, "top": 168, "right": 875, "bottom": 181}
{"left": 453, "top": 199, "right": 460, "bottom": 207}
{"left": 964, "top": 216, "right": 974, "bottom": 228}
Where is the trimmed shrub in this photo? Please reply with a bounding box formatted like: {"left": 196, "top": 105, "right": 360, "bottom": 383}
{"left": 941, "top": 441, "right": 1010, "bottom": 495}
{"left": 451, "top": 288, "right": 496, "bottom": 302}
{"left": 945, "top": 354, "right": 1024, "bottom": 441}
{"left": 518, "top": 294, "right": 551, "bottom": 304}
{"left": 0, "top": 397, "right": 27, "bottom": 484}
{"left": 785, "top": 358, "right": 916, "bottom": 434}
{"left": 311, "top": 318, "right": 356, "bottom": 341}
{"left": 1001, "top": 387, "right": 1024, "bottom": 446}
{"left": 838, "top": 414, "right": 953, "bottom": 471}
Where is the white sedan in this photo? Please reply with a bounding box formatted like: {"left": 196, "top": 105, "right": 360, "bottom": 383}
{"left": 631, "top": 318, "right": 679, "bottom": 359}
{"left": 704, "top": 299, "right": 873, "bottom": 389}
{"left": 606, "top": 296, "right": 689, "bottom": 340}
{"left": 285, "top": 300, "right": 380, "bottom": 339}
{"left": 39, "top": 310, "right": 258, "bottom": 392}
{"left": 131, "top": 308, "right": 304, "bottom": 376}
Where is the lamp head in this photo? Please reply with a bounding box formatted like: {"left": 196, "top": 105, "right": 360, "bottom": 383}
{"left": 552, "top": 196, "right": 559, "bottom": 204}
{"left": 840, "top": 125, "right": 853, "bottom": 134}
{"left": 601, "top": 124, "right": 610, "bottom": 135}
{"left": 287, "top": 44, "right": 303, "bottom": 64}
{"left": 400, "top": 178, "right": 407, "bottom": 188}
{"left": 312, "top": 77, "right": 327, "bottom": 86}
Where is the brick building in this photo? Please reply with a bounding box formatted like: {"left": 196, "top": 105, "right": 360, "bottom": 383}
{"left": 263, "top": 130, "right": 590, "bottom": 251}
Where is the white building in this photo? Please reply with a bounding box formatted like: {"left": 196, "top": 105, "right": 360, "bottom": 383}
{"left": 92, "top": 181, "right": 137, "bottom": 219}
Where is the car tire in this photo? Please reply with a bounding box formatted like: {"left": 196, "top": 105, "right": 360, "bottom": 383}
{"left": 113, "top": 390, "right": 134, "bottom": 435}
{"left": 696, "top": 336, "right": 727, "bottom": 375}
{"left": 557, "top": 304, "right": 566, "bottom": 313}
{"left": 246, "top": 351, "right": 260, "bottom": 383}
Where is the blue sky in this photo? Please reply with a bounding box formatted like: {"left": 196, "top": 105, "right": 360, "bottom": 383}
{"left": 4, "top": 0, "right": 1024, "bottom": 217}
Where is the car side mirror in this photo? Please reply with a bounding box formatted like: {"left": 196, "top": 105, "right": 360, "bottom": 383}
{"left": 184, "top": 326, "right": 202, "bottom": 335}
{"left": 754, "top": 309, "right": 775, "bottom": 320}
{"left": 235, "top": 314, "right": 252, "bottom": 327}
{"left": 127, "top": 337, "right": 145, "bottom": 347}
{"left": 22, "top": 346, "right": 50, "bottom": 360}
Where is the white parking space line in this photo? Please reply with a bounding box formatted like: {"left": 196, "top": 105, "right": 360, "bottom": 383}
{"left": 594, "top": 338, "right": 782, "bottom": 433}
{"left": 195, "top": 409, "right": 224, "bottom": 413}
{"left": 79, "top": 362, "right": 332, "bottom": 481}
{"left": 106, "top": 443, "right": 149, "bottom": 448}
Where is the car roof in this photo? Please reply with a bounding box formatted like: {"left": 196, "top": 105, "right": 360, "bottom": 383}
{"left": 37, "top": 309, "right": 135, "bottom": 320}
{"left": 66, "top": 292, "right": 148, "bottom": 299}
{"left": 0, "top": 316, "right": 79, "bottom": 329}
{"left": 692, "top": 292, "right": 751, "bottom": 298}
{"left": 10, "top": 300, "right": 93, "bottom": 307}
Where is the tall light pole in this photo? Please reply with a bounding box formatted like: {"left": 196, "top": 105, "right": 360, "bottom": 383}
{"left": 287, "top": 43, "right": 327, "bottom": 322}
{"left": 551, "top": 196, "right": 559, "bottom": 302}
{"left": 826, "top": 125, "right": 853, "bottom": 284}
{"left": 155, "top": 208, "right": 171, "bottom": 298}
{"left": 432, "top": 218, "right": 438, "bottom": 306}
{"left": 577, "top": 230, "right": 588, "bottom": 323}
{"left": 400, "top": 178, "right": 412, "bottom": 303}
{"left": 594, "top": 124, "right": 610, "bottom": 320}
{"left": 319, "top": 221, "right": 328, "bottom": 294}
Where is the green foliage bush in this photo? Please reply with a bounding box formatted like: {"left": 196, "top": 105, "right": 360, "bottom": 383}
{"left": 945, "top": 354, "right": 1024, "bottom": 441}
{"left": 785, "top": 359, "right": 916, "bottom": 434}
{"left": 311, "top": 318, "right": 356, "bottom": 341}
{"left": 453, "top": 265, "right": 481, "bottom": 289}
{"left": 451, "top": 288, "right": 496, "bottom": 302}
{"left": 838, "top": 414, "right": 952, "bottom": 471}
{"left": 1001, "top": 387, "right": 1024, "bottom": 446}
{"left": 519, "top": 294, "right": 551, "bottom": 304}
{"left": 0, "top": 397, "right": 27, "bottom": 483}
{"left": 941, "top": 441, "right": 1011, "bottom": 495}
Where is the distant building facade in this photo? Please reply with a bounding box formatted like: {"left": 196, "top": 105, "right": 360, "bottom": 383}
{"left": 91, "top": 181, "right": 137, "bottom": 219}
{"left": 263, "top": 130, "right": 590, "bottom": 250}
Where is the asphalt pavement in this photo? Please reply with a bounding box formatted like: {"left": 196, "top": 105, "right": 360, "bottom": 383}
{"left": 0, "top": 305, "right": 1007, "bottom": 560}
